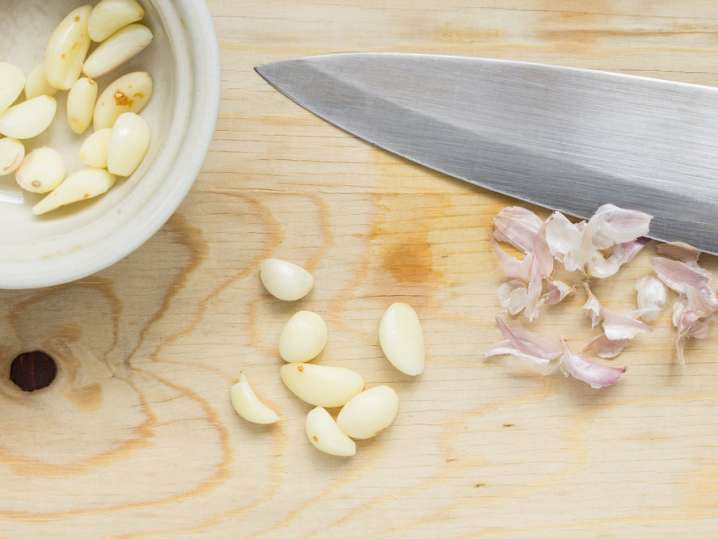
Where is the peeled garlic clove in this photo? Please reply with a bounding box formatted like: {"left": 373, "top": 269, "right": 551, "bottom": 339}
{"left": 379, "top": 303, "right": 425, "bottom": 376}
{"left": 88, "top": 0, "right": 145, "bottom": 42}
{"left": 337, "top": 385, "right": 399, "bottom": 440}
{"left": 0, "top": 96, "right": 57, "bottom": 140}
{"left": 16, "top": 147, "right": 65, "bottom": 194}
{"left": 94, "top": 71, "right": 153, "bottom": 130}
{"left": 80, "top": 128, "right": 112, "bottom": 168}
{"left": 67, "top": 78, "right": 98, "bottom": 135}
{"left": 45, "top": 5, "right": 92, "bottom": 90}
{"left": 260, "top": 258, "right": 314, "bottom": 301}
{"left": 306, "top": 407, "right": 356, "bottom": 457}
{"left": 83, "top": 24, "right": 153, "bottom": 80}
{"left": 279, "top": 311, "right": 328, "bottom": 363}
{"left": 25, "top": 64, "right": 58, "bottom": 100}
{"left": 107, "top": 112, "right": 150, "bottom": 176}
{"left": 33, "top": 168, "right": 115, "bottom": 216}
{"left": 0, "top": 63, "right": 25, "bottom": 114}
{"left": 0, "top": 138, "right": 25, "bottom": 177}
{"left": 230, "top": 372, "right": 279, "bottom": 425}
{"left": 280, "top": 364, "right": 364, "bottom": 407}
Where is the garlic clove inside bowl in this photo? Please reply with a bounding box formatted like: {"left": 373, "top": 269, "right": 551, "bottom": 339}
{"left": 0, "top": 0, "right": 219, "bottom": 289}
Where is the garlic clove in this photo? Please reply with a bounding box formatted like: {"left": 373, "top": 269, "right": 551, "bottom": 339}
{"left": 45, "top": 5, "right": 92, "bottom": 90}
{"left": 279, "top": 311, "right": 328, "bottom": 363}
{"left": 379, "top": 303, "right": 425, "bottom": 376}
{"left": 67, "top": 77, "right": 98, "bottom": 134}
{"left": 16, "top": 147, "right": 65, "bottom": 194}
{"left": 337, "top": 386, "right": 399, "bottom": 440}
{"left": 79, "top": 128, "right": 112, "bottom": 168}
{"left": 107, "top": 112, "right": 150, "bottom": 176}
{"left": 280, "top": 363, "right": 364, "bottom": 407}
{"left": 0, "top": 138, "right": 25, "bottom": 177}
{"left": 94, "top": 71, "right": 153, "bottom": 130}
{"left": 83, "top": 24, "right": 153, "bottom": 79}
{"left": 260, "top": 258, "right": 314, "bottom": 301}
{"left": 88, "top": 0, "right": 145, "bottom": 43}
{"left": 306, "top": 407, "right": 356, "bottom": 457}
{"left": 230, "top": 372, "right": 279, "bottom": 425}
{"left": 25, "top": 64, "right": 58, "bottom": 100}
{"left": 33, "top": 168, "right": 115, "bottom": 215}
{"left": 0, "top": 96, "right": 57, "bottom": 140}
{"left": 0, "top": 63, "right": 26, "bottom": 114}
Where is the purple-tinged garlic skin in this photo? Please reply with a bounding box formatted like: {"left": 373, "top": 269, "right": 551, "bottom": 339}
{"left": 560, "top": 341, "right": 626, "bottom": 389}
{"left": 635, "top": 276, "right": 667, "bottom": 322}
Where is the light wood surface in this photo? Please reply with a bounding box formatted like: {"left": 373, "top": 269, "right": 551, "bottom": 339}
{"left": 2, "top": 1, "right": 718, "bottom": 537}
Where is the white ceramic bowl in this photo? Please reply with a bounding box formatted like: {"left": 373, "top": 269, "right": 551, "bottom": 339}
{"left": 0, "top": 0, "right": 220, "bottom": 289}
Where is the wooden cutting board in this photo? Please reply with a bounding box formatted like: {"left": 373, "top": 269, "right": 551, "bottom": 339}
{"left": 1, "top": 1, "right": 717, "bottom": 537}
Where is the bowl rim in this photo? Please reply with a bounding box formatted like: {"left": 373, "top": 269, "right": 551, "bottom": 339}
{"left": 0, "top": 0, "right": 220, "bottom": 290}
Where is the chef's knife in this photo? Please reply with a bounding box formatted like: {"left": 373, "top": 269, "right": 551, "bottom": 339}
{"left": 256, "top": 53, "right": 718, "bottom": 254}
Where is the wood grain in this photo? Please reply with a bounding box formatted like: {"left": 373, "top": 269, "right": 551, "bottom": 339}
{"left": 1, "top": 0, "right": 718, "bottom": 537}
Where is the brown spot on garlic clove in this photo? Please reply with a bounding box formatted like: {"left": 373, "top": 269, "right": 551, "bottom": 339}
{"left": 114, "top": 91, "right": 131, "bottom": 106}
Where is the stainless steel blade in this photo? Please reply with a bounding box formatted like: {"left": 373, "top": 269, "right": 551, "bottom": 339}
{"left": 256, "top": 53, "right": 718, "bottom": 254}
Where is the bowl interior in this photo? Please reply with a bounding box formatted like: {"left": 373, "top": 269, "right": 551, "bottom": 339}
{"left": 0, "top": 0, "right": 189, "bottom": 284}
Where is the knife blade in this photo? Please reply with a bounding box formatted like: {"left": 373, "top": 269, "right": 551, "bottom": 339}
{"left": 256, "top": 53, "right": 718, "bottom": 254}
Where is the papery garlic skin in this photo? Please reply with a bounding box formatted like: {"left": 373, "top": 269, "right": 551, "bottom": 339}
{"left": 656, "top": 242, "right": 701, "bottom": 264}
{"left": 485, "top": 316, "right": 562, "bottom": 373}
{"left": 588, "top": 204, "right": 652, "bottom": 250}
{"left": 560, "top": 341, "right": 625, "bottom": 389}
{"left": 584, "top": 335, "right": 629, "bottom": 359}
{"left": 542, "top": 280, "right": 572, "bottom": 306}
{"left": 602, "top": 309, "right": 651, "bottom": 341}
{"left": 493, "top": 206, "right": 542, "bottom": 253}
{"left": 498, "top": 280, "right": 528, "bottom": 315}
{"left": 635, "top": 276, "right": 667, "bottom": 322}
{"left": 582, "top": 283, "right": 602, "bottom": 328}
